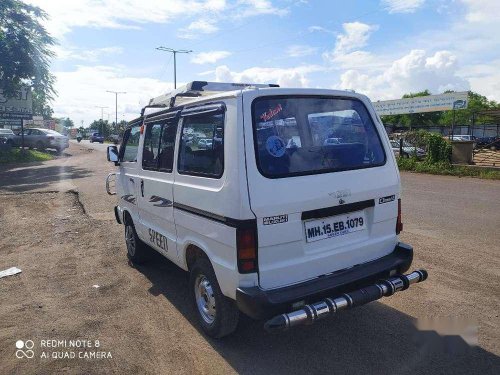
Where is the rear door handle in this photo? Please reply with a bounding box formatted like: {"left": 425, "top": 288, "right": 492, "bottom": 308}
{"left": 140, "top": 180, "right": 144, "bottom": 197}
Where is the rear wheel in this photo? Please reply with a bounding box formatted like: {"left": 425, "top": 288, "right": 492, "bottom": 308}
{"left": 124, "top": 219, "right": 149, "bottom": 264}
{"left": 36, "top": 141, "right": 45, "bottom": 151}
{"left": 190, "top": 258, "right": 239, "bottom": 338}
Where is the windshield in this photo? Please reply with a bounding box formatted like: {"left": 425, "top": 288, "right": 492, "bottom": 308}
{"left": 252, "top": 96, "right": 386, "bottom": 178}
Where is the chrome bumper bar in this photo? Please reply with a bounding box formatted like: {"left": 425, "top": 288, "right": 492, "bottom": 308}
{"left": 264, "top": 269, "right": 428, "bottom": 332}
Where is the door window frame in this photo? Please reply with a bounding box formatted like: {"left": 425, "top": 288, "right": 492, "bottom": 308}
{"left": 177, "top": 104, "right": 226, "bottom": 179}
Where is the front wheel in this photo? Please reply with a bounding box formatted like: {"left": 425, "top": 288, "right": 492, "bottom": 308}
{"left": 124, "top": 220, "right": 149, "bottom": 264}
{"left": 190, "top": 258, "right": 239, "bottom": 338}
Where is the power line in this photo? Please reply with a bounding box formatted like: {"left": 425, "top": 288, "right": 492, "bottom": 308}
{"left": 106, "top": 91, "right": 126, "bottom": 132}
{"left": 156, "top": 47, "right": 192, "bottom": 88}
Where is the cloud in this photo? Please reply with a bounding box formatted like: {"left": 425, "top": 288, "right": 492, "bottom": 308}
{"left": 337, "top": 49, "right": 470, "bottom": 100}
{"left": 191, "top": 51, "right": 232, "bottom": 64}
{"left": 178, "top": 19, "right": 219, "bottom": 39}
{"left": 214, "top": 64, "right": 323, "bottom": 87}
{"left": 235, "top": 0, "right": 289, "bottom": 18}
{"left": 308, "top": 25, "right": 334, "bottom": 34}
{"left": 52, "top": 65, "right": 173, "bottom": 126}
{"left": 285, "top": 45, "right": 317, "bottom": 58}
{"left": 27, "top": 0, "right": 286, "bottom": 38}
{"left": 457, "top": 59, "right": 500, "bottom": 102}
{"left": 53, "top": 46, "right": 123, "bottom": 62}
{"left": 460, "top": 0, "right": 500, "bottom": 23}
{"left": 334, "top": 22, "right": 379, "bottom": 55}
{"left": 381, "top": 0, "right": 425, "bottom": 14}
{"left": 323, "top": 22, "right": 379, "bottom": 69}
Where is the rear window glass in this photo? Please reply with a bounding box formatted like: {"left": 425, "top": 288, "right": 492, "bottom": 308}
{"left": 252, "top": 96, "right": 385, "bottom": 178}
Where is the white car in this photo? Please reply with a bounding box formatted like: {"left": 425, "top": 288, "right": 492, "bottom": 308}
{"left": 390, "top": 140, "right": 426, "bottom": 158}
{"left": 106, "top": 81, "right": 427, "bottom": 338}
{"left": 197, "top": 138, "right": 213, "bottom": 149}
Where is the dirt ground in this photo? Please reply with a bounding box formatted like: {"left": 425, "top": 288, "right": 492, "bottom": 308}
{"left": 0, "top": 143, "right": 499, "bottom": 374}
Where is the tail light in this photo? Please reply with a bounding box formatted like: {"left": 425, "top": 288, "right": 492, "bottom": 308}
{"left": 396, "top": 198, "right": 403, "bottom": 234}
{"left": 237, "top": 227, "right": 258, "bottom": 273}
{"left": 48, "top": 136, "right": 54, "bottom": 140}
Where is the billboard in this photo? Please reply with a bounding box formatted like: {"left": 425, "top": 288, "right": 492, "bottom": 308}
{"left": 0, "top": 87, "right": 33, "bottom": 127}
{"left": 373, "top": 92, "right": 468, "bottom": 116}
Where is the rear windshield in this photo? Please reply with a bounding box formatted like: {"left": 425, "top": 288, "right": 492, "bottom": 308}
{"left": 252, "top": 96, "right": 386, "bottom": 178}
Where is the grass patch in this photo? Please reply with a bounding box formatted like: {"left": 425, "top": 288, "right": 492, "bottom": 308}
{"left": 0, "top": 148, "right": 54, "bottom": 164}
{"left": 398, "top": 157, "right": 500, "bottom": 180}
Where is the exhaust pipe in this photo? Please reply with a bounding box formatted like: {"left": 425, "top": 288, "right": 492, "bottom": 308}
{"left": 264, "top": 269, "right": 428, "bottom": 332}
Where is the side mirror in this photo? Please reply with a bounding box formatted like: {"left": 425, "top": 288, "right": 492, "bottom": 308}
{"left": 107, "top": 145, "right": 119, "bottom": 165}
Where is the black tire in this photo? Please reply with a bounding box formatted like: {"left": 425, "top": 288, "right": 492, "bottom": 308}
{"left": 124, "top": 218, "right": 149, "bottom": 264}
{"left": 36, "top": 141, "right": 45, "bottom": 151}
{"left": 189, "top": 258, "right": 239, "bottom": 338}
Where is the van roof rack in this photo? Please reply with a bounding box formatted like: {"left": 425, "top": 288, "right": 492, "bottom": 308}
{"left": 148, "top": 81, "right": 279, "bottom": 109}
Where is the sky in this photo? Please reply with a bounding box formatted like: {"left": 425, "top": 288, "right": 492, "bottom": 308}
{"left": 27, "top": 0, "right": 500, "bottom": 127}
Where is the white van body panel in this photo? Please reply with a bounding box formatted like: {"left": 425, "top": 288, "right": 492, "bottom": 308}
{"left": 242, "top": 89, "right": 401, "bottom": 289}
{"left": 113, "top": 86, "right": 402, "bottom": 300}
{"left": 172, "top": 96, "right": 258, "bottom": 297}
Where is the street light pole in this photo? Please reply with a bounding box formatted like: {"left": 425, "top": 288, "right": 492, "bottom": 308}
{"left": 156, "top": 47, "right": 192, "bottom": 89}
{"left": 95, "top": 106, "right": 108, "bottom": 135}
{"left": 106, "top": 91, "right": 126, "bottom": 133}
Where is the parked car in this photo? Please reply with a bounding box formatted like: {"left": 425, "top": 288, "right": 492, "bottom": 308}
{"left": 108, "top": 134, "right": 120, "bottom": 144}
{"left": 106, "top": 81, "right": 426, "bottom": 338}
{"left": 323, "top": 137, "right": 342, "bottom": 146}
{"left": 197, "top": 138, "right": 213, "bottom": 149}
{"left": 475, "top": 136, "right": 499, "bottom": 149}
{"left": 14, "top": 128, "right": 69, "bottom": 153}
{"left": 390, "top": 140, "right": 426, "bottom": 158}
{"left": 0, "top": 128, "right": 16, "bottom": 145}
{"left": 448, "top": 135, "right": 476, "bottom": 141}
{"left": 90, "top": 132, "right": 104, "bottom": 143}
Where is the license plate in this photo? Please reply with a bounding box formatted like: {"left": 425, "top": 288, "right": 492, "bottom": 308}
{"left": 304, "top": 210, "right": 366, "bottom": 243}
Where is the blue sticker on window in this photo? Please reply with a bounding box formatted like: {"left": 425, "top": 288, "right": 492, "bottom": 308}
{"left": 266, "top": 136, "right": 286, "bottom": 158}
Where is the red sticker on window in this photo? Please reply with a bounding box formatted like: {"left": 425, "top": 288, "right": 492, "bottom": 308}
{"left": 260, "top": 104, "right": 283, "bottom": 121}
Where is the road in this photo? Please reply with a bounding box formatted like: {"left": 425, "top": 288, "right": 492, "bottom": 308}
{"left": 0, "top": 143, "right": 499, "bottom": 374}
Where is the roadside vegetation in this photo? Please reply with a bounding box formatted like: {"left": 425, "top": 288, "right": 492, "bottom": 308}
{"left": 398, "top": 158, "right": 500, "bottom": 179}
{"left": 0, "top": 148, "right": 54, "bottom": 164}
{"left": 397, "top": 130, "right": 500, "bottom": 179}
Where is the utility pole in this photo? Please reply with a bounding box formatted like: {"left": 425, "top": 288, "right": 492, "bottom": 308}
{"left": 95, "top": 106, "right": 108, "bottom": 135}
{"left": 106, "top": 91, "right": 126, "bottom": 134}
{"left": 156, "top": 47, "right": 192, "bottom": 89}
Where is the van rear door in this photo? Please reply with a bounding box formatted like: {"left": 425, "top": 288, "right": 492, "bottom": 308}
{"left": 243, "top": 91, "right": 400, "bottom": 290}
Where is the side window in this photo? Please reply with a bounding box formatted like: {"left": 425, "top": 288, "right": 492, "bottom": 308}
{"left": 178, "top": 112, "right": 224, "bottom": 178}
{"left": 121, "top": 125, "right": 141, "bottom": 162}
{"left": 142, "top": 123, "right": 162, "bottom": 170}
{"left": 158, "top": 120, "right": 178, "bottom": 172}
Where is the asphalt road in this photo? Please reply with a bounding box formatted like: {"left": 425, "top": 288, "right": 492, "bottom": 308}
{"left": 0, "top": 143, "right": 499, "bottom": 374}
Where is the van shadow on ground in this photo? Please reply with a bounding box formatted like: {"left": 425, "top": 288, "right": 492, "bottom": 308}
{"left": 136, "top": 251, "right": 500, "bottom": 375}
{"left": 0, "top": 165, "right": 92, "bottom": 193}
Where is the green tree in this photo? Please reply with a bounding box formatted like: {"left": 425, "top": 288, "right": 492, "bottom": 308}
{"left": 0, "top": 0, "right": 56, "bottom": 110}
{"left": 32, "top": 89, "right": 54, "bottom": 118}
{"left": 89, "top": 119, "right": 111, "bottom": 137}
{"left": 59, "top": 117, "right": 74, "bottom": 128}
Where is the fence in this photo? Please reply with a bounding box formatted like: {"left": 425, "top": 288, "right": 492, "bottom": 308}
{"left": 384, "top": 124, "right": 499, "bottom": 138}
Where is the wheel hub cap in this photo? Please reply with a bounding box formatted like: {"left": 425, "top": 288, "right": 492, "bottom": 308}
{"left": 195, "top": 275, "right": 216, "bottom": 324}
{"left": 125, "top": 226, "right": 136, "bottom": 256}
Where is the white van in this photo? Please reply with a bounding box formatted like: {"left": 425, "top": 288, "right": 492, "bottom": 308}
{"left": 106, "top": 82, "right": 427, "bottom": 338}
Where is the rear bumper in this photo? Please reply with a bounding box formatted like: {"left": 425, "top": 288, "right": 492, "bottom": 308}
{"left": 236, "top": 242, "right": 413, "bottom": 320}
